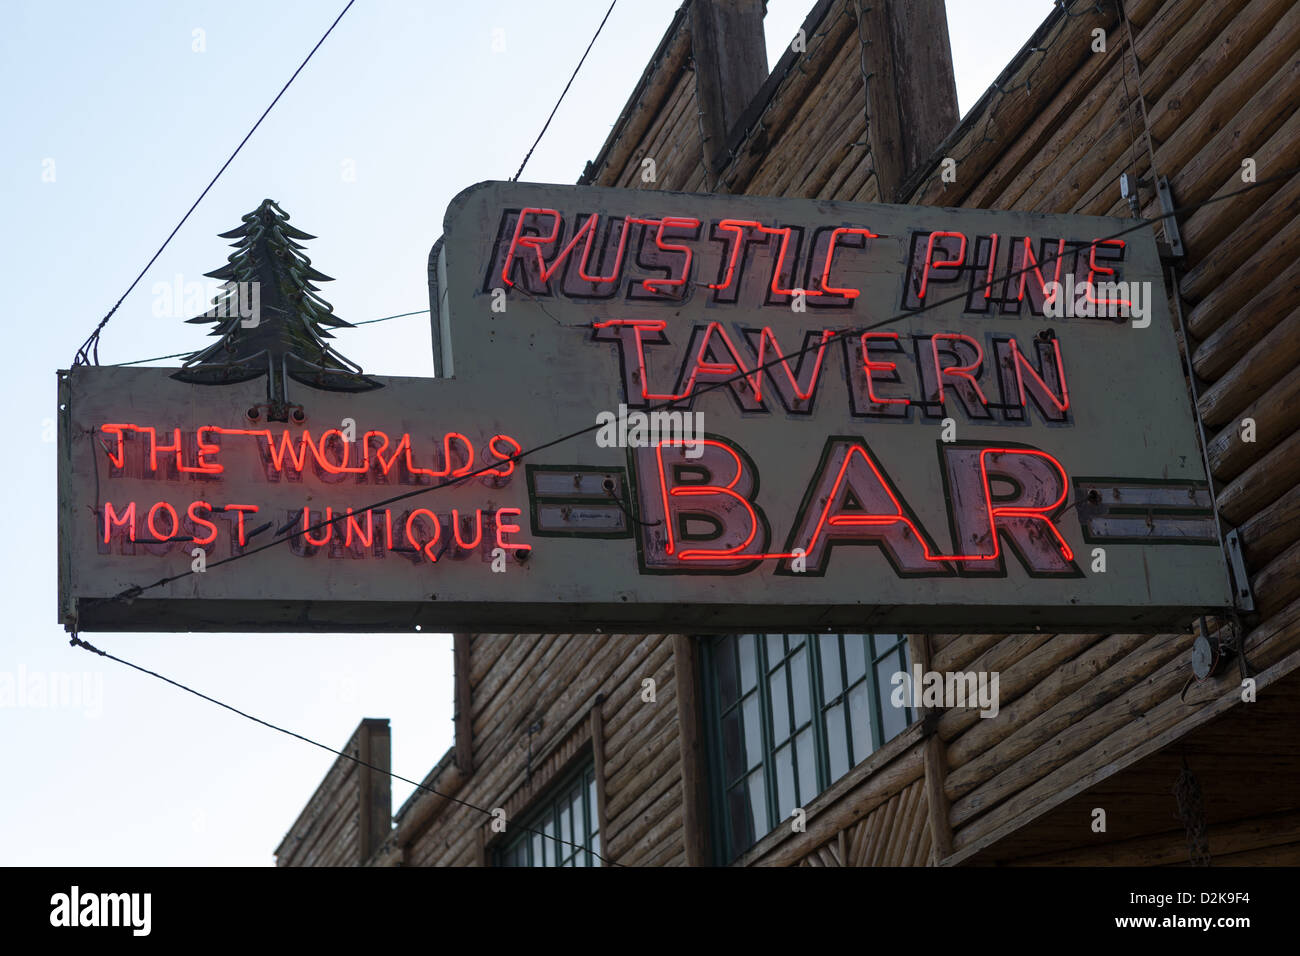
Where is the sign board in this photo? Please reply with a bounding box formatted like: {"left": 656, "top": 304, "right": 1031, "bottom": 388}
{"left": 58, "top": 181, "right": 1232, "bottom": 632}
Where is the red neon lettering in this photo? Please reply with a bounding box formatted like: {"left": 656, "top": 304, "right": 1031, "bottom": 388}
{"left": 930, "top": 333, "right": 989, "bottom": 406}
{"left": 790, "top": 443, "right": 939, "bottom": 573}
{"left": 147, "top": 501, "right": 179, "bottom": 541}
{"left": 820, "top": 227, "right": 878, "bottom": 298}
{"left": 495, "top": 507, "right": 528, "bottom": 552}
{"left": 194, "top": 427, "right": 223, "bottom": 473}
{"left": 641, "top": 217, "right": 701, "bottom": 294}
{"left": 984, "top": 233, "right": 998, "bottom": 299}
{"left": 265, "top": 429, "right": 315, "bottom": 473}
{"left": 537, "top": 215, "right": 638, "bottom": 285}
{"left": 1017, "top": 236, "right": 1065, "bottom": 304}
{"left": 937, "top": 447, "right": 1074, "bottom": 566}
{"left": 860, "top": 332, "right": 910, "bottom": 406}
{"left": 187, "top": 501, "right": 218, "bottom": 546}
{"left": 500, "top": 207, "right": 561, "bottom": 288}
{"left": 1010, "top": 338, "right": 1070, "bottom": 413}
{"left": 103, "top": 501, "right": 136, "bottom": 543}
{"left": 303, "top": 507, "right": 333, "bottom": 547}
{"left": 363, "top": 431, "right": 388, "bottom": 472}
{"left": 100, "top": 424, "right": 223, "bottom": 475}
{"left": 765, "top": 225, "right": 821, "bottom": 298}
{"left": 539, "top": 214, "right": 597, "bottom": 283}
{"left": 384, "top": 509, "right": 394, "bottom": 551}
{"left": 403, "top": 437, "right": 439, "bottom": 478}
{"left": 708, "top": 220, "right": 762, "bottom": 291}
{"left": 345, "top": 508, "right": 373, "bottom": 548}
{"left": 444, "top": 432, "right": 474, "bottom": 477}
{"left": 225, "top": 504, "right": 259, "bottom": 547}
{"left": 453, "top": 509, "right": 483, "bottom": 549}
{"left": 405, "top": 509, "right": 441, "bottom": 561}
{"left": 150, "top": 428, "right": 182, "bottom": 473}
{"left": 798, "top": 446, "right": 1072, "bottom": 567}
{"left": 592, "top": 319, "right": 679, "bottom": 401}
{"left": 578, "top": 217, "right": 633, "bottom": 283}
{"left": 755, "top": 327, "right": 833, "bottom": 403}
{"left": 316, "top": 429, "right": 368, "bottom": 474}
{"left": 485, "top": 434, "right": 521, "bottom": 478}
{"left": 377, "top": 433, "right": 412, "bottom": 476}
{"left": 101, "top": 424, "right": 128, "bottom": 469}
{"left": 918, "top": 231, "right": 967, "bottom": 299}
{"left": 679, "top": 322, "right": 762, "bottom": 401}
{"left": 981, "top": 448, "right": 1073, "bottom": 563}
{"left": 656, "top": 439, "right": 759, "bottom": 560}
{"left": 1086, "top": 238, "right": 1131, "bottom": 308}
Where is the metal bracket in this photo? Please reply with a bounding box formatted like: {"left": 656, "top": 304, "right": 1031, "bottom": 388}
{"left": 1156, "top": 176, "right": 1184, "bottom": 259}
{"left": 1120, "top": 172, "right": 1141, "bottom": 218}
{"left": 1225, "top": 529, "right": 1255, "bottom": 613}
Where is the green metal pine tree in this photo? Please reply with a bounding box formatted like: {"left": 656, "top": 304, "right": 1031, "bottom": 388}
{"left": 173, "top": 198, "right": 380, "bottom": 421}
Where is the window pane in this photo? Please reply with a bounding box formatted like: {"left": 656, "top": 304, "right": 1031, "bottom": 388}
{"left": 716, "top": 637, "right": 739, "bottom": 705}
{"left": 770, "top": 668, "right": 790, "bottom": 742}
{"left": 721, "top": 708, "right": 746, "bottom": 782}
{"left": 820, "top": 635, "right": 843, "bottom": 701}
{"left": 825, "top": 701, "right": 849, "bottom": 781}
{"left": 728, "top": 781, "right": 754, "bottom": 854}
{"left": 531, "top": 831, "right": 543, "bottom": 867}
{"left": 739, "top": 635, "right": 759, "bottom": 692}
{"left": 846, "top": 634, "right": 868, "bottom": 684}
{"left": 747, "top": 768, "right": 766, "bottom": 844}
{"left": 543, "top": 820, "right": 555, "bottom": 866}
{"left": 774, "top": 742, "right": 795, "bottom": 819}
{"left": 560, "top": 802, "right": 572, "bottom": 847}
{"left": 571, "top": 791, "right": 584, "bottom": 841}
{"left": 742, "top": 693, "right": 762, "bottom": 770}
{"left": 592, "top": 831, "right": 602, "bottom": 866}
{"left": 588, "top": 778, "right": 598, "bottom": 835}
{"left": 766, "top": 634, "right": 786, "bottom": 665}
{"left": 849, "top": 680, "right": 876, "bottom": 765}
{"left": 791, "top": 646, "right": 811, "bottom": 728}
{"left": 878, "top": 653, "right": 909, "bottom": 742}
{"left": 795, "top": 728, "right": 816, "bottom": 807}
{"left": 705, "top": 633, "right": 917, "bottom": 864}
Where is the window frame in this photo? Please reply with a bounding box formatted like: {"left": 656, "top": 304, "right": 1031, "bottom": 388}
{"left": 701, "top": 633, "right": 915, "bottom": 865}
{"left": 493, "top": 759, "right": 602, "bottom": 868}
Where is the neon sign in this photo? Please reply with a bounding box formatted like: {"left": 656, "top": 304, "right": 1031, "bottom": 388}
{"left": 58, "top": 181, "right": 1232, "bottom": 633}
{"left": 95, "top": 422, "right": 528, "bottom": 566}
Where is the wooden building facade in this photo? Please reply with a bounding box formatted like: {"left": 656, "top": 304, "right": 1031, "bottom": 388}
{"left": 276, "top": 0, "right": 1300, "bottom": 867}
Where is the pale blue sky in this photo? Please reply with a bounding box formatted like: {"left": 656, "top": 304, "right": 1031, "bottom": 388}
{"left": 1, "top": 0, "right": 1050, "bottom": 866}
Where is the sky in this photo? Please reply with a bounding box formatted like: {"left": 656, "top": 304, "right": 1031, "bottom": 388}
{"left": 0, "top": 0, "right": 1051, "bottom": 866}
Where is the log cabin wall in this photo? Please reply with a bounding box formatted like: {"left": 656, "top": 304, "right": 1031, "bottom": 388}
{"left": 392, "top": 635, "right": 687, "bottom": 866}
{"left": 275, "top": 719, "right": 391, "bottom": 867}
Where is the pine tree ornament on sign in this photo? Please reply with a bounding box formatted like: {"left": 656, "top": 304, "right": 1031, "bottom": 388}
{"left": 172, "top": 199, "right": 381, "bottom": 422}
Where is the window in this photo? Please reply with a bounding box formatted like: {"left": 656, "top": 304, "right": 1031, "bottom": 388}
{"left": 702, "top": 634, "right": 914, "bottom": 863}
{"left": 495, "top": 762, "right": 602, "bottom": 867}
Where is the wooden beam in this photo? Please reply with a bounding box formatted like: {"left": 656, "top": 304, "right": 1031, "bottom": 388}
{"left": 589, "top": 693, "right": 613, "bottom": 864}
{"left": 356, "top": 718, "right": 392, "bottom": 864}
{"left": 689, "top": 0, "right": 768, "bottom": 178}
{"left": 672, "top": 635, "right": 711, "bottom": 866}
{"left": 453, "top": 634, "right": 473, "bottom": 774}
{"left": 908, "top": 635, "right": 954, "bottom": 865}
{"left": 872, "top": 0, "right": 960, "bottom": 202}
